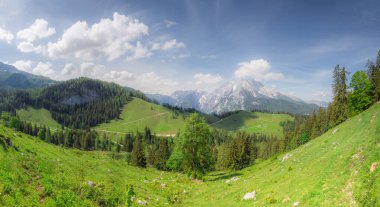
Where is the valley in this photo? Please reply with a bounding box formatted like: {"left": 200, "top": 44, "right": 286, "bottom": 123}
{"left": 1, "top": 2, "right": 380, "bottom": 206}
{"left": 1, "top": 103, "right": 379, "bottom": 206}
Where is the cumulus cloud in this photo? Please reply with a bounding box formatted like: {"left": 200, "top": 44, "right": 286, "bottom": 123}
{"left": 80, "top": 62, "right": 104, "bottom": 76}
{"left": 61, "top": 63, "right": 77, "bottom": 76}
{"left": 17, "top": 18, "right": 55, "bottom": 42}
{"left": 193, "top": 73, "right": 222, "bottom": 85}
{"left": 11, "top": 60, "right": 33, "bottom": 72}
{"left": 12, "top": 60, "right": 55, "bottom": 77}
{"left": 33, "top": 62, "right": 55, "bottom": 76}
{"left": 47, "top": 12, "right": 149, "bottom": 61}
{"left": 162, "top": 39, "right": 185, "bottom": 50}
{"left": 0, "top": 27, "right": 14, "bottom": 43}
{"left": 126, "top": 41, "right": 152, "bottom": 61}
{"left": 17, "top": 41, "right": 43, "bottom": 53}
{"left": 152, "top": 39, "right": 185, "bottom": 51}
{"left": 104, "top": 70, "right": 135, "bottom": 81}
{"left": 234, "top": 59, "right": 284, "bottom": 81}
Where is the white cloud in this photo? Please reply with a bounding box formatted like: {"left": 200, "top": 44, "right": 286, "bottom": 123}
{"left": 47, "top": 12, "right": 149, "bottom": 61}
{"left": 152, "top": 39, "right": 186, "bottom": 51}
{"left": 164, "top": 20, "right": 177, "bottom": 28}
{"left": 104, "top": 70, "right": 135, "bottom": 81}
{"left": 193, "top": 73, "right": 222, "bottom": 85}
{"left": 61, "top": 63, "right": 77, "bottom": 76}
{"left": 32, "top": 62, "right": 55, "bottom": 76}
{"left": 234, "top": 59, "right": 284, "bottom": 81}
{"left": 17, "top": 41, "right": 43, "bottom": 53}
{"left": 0, "top": 27, "right": 14, "bottom": 43}
{"left": 11, "top": 60, "right": 33, "bottom": 72}
{"left": 17, "top": 18, "right": 55, "bottom": 42}
{"left": 80, "top": 62, "right": 104, "bottom": 76}
{"left": 126, "top": 41, "right": 152, "bottom": 61}
{"left": 161, "top": 39, "right": 185, "bottom": 50}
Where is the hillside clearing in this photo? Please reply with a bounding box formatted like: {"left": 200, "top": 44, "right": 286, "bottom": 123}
{"left": 212, "top": 111, "right": 293, "bottom": 137}
{"left": 16, "top": 107, "right": 61, "bottom": 129}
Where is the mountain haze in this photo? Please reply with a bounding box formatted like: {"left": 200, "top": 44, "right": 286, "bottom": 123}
{"left": 149, "top": 79, "right": 319, "bottom": 114}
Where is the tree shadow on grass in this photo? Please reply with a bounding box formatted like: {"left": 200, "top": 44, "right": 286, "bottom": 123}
{"left": 207, "top": 172, "right": 243, "bottom": 182}
{"left": 214, "top": 111, "right": 258, "bottom": 131}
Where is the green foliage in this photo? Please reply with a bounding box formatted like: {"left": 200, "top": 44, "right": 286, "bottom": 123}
{"left": 332, "top": 65, "right": 349, "bottom": 125}
{"left": 154, "top": 139, "right": 170, "bottom": 170}
{"left": 367, "top": 51, "right": 380, "bottom": 102}
{"left": 126, "top": 185, "right": 135, "bottom": 207}
{"left": 131, "top": 134, "right": 146, "bottom": 167}
{"left": 349, "top": 71, "right": 374, "bottom": 116}
{"left": 228, "top": 132, "right": 251, "bottom": 170}
{"left": 167, "top": 113, "right": 213, "bottom": 179}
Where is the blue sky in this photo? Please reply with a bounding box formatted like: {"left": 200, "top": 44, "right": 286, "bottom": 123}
{"left": 0, "top": 0, "right": 380, "bottom": 101}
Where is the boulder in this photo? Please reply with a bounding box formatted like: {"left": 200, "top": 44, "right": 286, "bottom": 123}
{"left": 282, "top": 153, "right": 292, "bottom": 162}
{"left": 86, "top": 180, "right": 96, "bottom": 187}
{"left": 137, "top": 200, "right": 147, "bottom": 205}
{"left": 243, "top": 190, "right": 257, "bottom": 200}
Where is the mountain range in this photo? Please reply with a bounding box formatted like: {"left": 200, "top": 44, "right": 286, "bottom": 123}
{"left": 0, "top": 62, "right": 55, "bottom": 89}
{"left": 148, "top": 79, "right": 320, "bottom": 114}
{"left": 1, "top": 62, "right": 321, "bottom": 115}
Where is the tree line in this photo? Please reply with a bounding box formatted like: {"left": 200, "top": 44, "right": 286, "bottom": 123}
{"left": 1, "top": 50, "right": 379, "bottom": 180}
{"left": 0, "top": 77, "right": 156, "bottom": 129}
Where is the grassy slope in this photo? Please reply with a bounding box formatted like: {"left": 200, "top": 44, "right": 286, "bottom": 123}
{"left": 183, "top": 103, "right": 380, "bottom": 206}
{"left": 0, "top": 125, "right": 192, "bottom": 206}
{"left": 94, "top": 98, "right": 219, "bottom": 136}
{"left": 1, "top": 104, "right": 379, "bottom": 206}
{"left": 14, "top": 99, "right": 289, "bottom": 138}
{"left": 94, "top": 98, "right": 187, "bottom": 135}
{"left": 212, "top": 111, "right": 293, "bottom": 137}
{"left": 16, "top": 107, "right": 61, "bottom": 129}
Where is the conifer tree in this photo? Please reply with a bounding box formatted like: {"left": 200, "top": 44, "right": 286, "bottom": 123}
{"left": 331, "top": 65, "right": 348, "bottom": 125}
{"left": 155, "top": 139, "right": 170, "bottom": 170}
{"left": 131, "top": 133, "right": 146, "bottom": 167}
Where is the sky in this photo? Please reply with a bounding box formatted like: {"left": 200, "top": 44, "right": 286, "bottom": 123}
{"left": 0, "top": 0, "right": 380, "bottom": 102}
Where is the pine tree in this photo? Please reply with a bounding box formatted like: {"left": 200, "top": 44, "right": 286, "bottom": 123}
{"left": 154, "top": 139, "right": 170, "bottom": 170}
{"left": 331, "top": 65, "right": 349, "bottom": 125}
{"left": 131, "top": 133, "right": 146, "bottom": 167}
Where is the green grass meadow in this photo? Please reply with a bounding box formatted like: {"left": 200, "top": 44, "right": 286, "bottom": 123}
{"left": 212, "top": 111, "right": 293, "bottom": 137}
{"left": 1, "top": 104, "right": 379, "bottom": 206}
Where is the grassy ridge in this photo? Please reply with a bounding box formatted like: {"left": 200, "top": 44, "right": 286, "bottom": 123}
{"left": 183, "top": 103, "right": 380, "bottom": 206}
{"left": 94, "top": 98, "right": 189, "bottom": 136}
{"left": 212, "top": 111, "right": 293, "bottom": 137}
{"left": 14, "top": 99, "right": 291, "bottom": 138}
{"left": 0, "top": 125, "right": 193, "bottom": 206}
{"left": 16, "top": 107, "right": 61, "bottom": 129}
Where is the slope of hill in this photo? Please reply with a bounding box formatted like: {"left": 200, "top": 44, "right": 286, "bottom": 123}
{"left": 1, "top": 104, "right": 379, "bottom": 206}
{"left": 16, "top": 107, "right": 61, "bottom": 129}
{"left": 0, "top": 62, "right": 55, "bottom": 89}
{"left": 212, "top": 111, "right": 293, "bottom": 137}
{"left": 183, "top": 103, "right": 380, "bottom": 206}
{"left": 94, "top": 98, "right": 219, "bottom": 136}
{"left": 0, "top": 125, "right": 192, "bottom": 206}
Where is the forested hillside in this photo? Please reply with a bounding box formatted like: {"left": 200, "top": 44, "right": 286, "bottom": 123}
{"left": 0, "top": 78, "right": 151, "bottom": 129}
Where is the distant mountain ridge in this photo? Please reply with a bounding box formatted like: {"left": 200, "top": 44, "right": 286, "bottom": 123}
{"left": 148, "top": 79, "right": 319, "bottom": 114}
{"left": 0, "top": 62, "right": 56, "bottom": 89}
